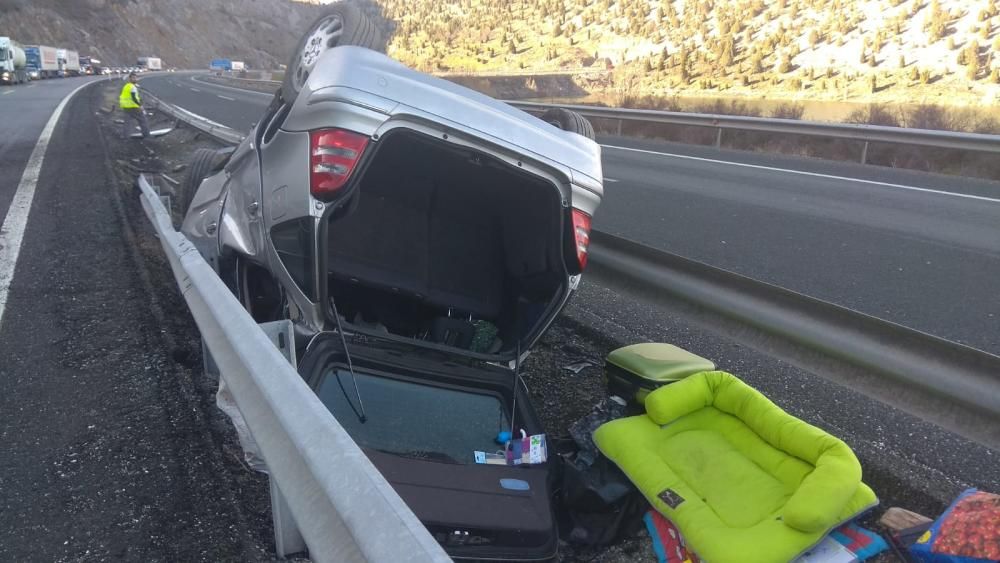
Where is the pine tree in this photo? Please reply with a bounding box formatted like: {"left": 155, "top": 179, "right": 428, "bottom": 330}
{"left": 720, "top": 38, "right": 734, "bottom": 67}
{"left": 778, "top": 55, "right": 792, "bottom": 73}
{"left": 966, "top": 42, "right": 981, "bottom": 80}
{"left": 927, "top": 1, "right": 948, "bottom": 41}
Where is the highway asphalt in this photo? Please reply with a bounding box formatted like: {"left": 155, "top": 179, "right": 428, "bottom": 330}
{"left": 0, "top": 78, "right": 271, "bottom": 560}
{"left": 139, "top": 72, "right": 1000, "bottom": 356}
{"left": 0, "top": 77, "right": 103, "bottom": 241}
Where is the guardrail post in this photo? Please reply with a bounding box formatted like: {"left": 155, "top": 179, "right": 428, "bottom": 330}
{"left": 256, "top": 320, "right": 305, "bottom": 558}
{"left": 271, "top": 479, "right": 307, "bottom": 557}
{"left": 616, "top": 119, "right": 623, "bottom": 136}
{"left": 861, "top": 141, "right": 870, "bottom": 164}
{"left": 715, "top": 127, "right": 723, "bottom": 148}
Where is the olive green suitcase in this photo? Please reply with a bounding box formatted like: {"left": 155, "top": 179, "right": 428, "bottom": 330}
{"left": 604, "top": 343, "right": 715, "bottom": 406}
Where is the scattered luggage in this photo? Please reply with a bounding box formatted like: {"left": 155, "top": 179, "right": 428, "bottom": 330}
{"left": 561, "top": 455, "right": 647, "bottom": 548}
{"left": 604, "top": 343, "right": 715, "bottom": 406}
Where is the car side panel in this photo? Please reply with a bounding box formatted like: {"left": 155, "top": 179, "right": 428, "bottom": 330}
{"left": 181, "top": 171, "right": 228, "bottom": 265}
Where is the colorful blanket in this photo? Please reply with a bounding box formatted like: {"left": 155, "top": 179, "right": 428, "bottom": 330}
{"left": 646, "top": 510, "right": 888, "bottom": 563}
{"left": 829, "top": 522, "right": 889, "bottom": 560}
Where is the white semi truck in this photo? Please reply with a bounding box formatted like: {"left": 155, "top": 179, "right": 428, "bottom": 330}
{"left": 57, "top": 48, "right": 80, "bottom": 76}
{"left": 0, "top": 36, "right": 29, "bottom": 85}
{"left": 137, "top": 56, "right": 162, "bottom": 71}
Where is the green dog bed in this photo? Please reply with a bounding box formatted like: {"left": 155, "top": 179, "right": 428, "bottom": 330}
{"left": 594, "top": 371, "right": 877, "bottom": 563}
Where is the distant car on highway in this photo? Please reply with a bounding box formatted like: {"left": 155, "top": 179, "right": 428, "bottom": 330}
{"left": 172, "top": 2, "right": 602, "bottom": 559}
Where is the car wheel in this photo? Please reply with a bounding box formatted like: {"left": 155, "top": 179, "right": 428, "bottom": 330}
{"left": 282, "top": 2, "right": 382, "bottom": 105}
{"left": 178, "top": 148, "right": 228, "bottom": 226}
{"left": 540, "top": 107, "right": 596, "bottom": 140}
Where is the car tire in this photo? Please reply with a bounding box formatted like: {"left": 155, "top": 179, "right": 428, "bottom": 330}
{"left": 178, "top": 148, "right": 228, "bottom": 226}
{"left": 540, "top": 107, "right": 596, "bottom": 140}
{"left": 282, "top": 2, "right": 382, "bottom": 105}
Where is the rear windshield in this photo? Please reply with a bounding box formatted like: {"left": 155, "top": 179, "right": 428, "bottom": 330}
{"left": 314, "top": 367, "right": 509, "bottom": 465}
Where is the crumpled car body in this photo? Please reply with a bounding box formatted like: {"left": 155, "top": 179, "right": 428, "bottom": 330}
{"left": 181, "top": 45, "right": 603, "bottom": 560}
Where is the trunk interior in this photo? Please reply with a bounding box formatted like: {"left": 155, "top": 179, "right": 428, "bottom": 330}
{"left": 297, "top": 334, "right": 557, "bottom": 560}
{"left": 326, "top": 130, "right": 568, "bottom": 357}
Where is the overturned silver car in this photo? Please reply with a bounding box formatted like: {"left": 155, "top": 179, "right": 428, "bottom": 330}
{"left": 178, "top": 4, "right": 603, "bottom": 560}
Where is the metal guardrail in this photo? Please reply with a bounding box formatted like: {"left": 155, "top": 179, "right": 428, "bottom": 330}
{"left": 145, "top": 92, "right": 246, "bottom": 145}
{"left": 509, "top": 101, "right": 1000, "bottom": 163}
{"left": 588, "top": 231, "right": 1000, "bottom": 449}
{"left": 179, "top": 69, "right": 1000, "bottom": 164}
{"left": 136, "top": 175, "right": 450, "bottom": 563}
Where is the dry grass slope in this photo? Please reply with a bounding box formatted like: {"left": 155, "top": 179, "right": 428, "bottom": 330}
{"left": 367, "top": 0, "right": 1000, "bottom": 105}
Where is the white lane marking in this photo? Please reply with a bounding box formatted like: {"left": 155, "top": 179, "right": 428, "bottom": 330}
{"left": 190, "top": 87, "right": 201, "bottom": 92}
{"left": 2, "top": 90, "right": 13, "bottom": 95}
{"left": 603, "top": 144, "right": 1000, "bottom": 204}
{"left": 0, "top": 81, "right": 96, "bottom": 328}
{"left": 217, "top": 94, "right": 236, "bottom": 101}
{"left": 189, "top": 75, "right": 274, "bottom": 98}
{"left": 603, "top": 177, "right": 619, "bottom": 183}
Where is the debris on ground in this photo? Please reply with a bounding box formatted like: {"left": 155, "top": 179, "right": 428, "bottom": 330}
{"left": 562, "top": 360, "right": 596, "bottom": 374}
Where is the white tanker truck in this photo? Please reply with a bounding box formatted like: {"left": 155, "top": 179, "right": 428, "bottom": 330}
{"left": 0, "top": 36, "right": 29, "bottom": 85}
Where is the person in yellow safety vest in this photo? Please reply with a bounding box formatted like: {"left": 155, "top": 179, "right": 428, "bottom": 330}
{"left": 120, "top": 72, "right": 150, "bottom": 139}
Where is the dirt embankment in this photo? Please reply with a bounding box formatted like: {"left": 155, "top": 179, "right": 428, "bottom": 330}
{"left": 445, "top": 74, "right": 592, "bottom": 100}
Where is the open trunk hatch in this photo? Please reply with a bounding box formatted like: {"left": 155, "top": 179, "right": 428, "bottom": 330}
{"left": 323, "top": 129, "right": 571, "bottom": 361}
{"left": 297, "top": 333, "right": 558, "bottom": 560}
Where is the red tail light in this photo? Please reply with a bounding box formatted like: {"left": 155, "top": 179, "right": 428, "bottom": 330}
{"left": 309, "top": 128, "right": 369, "bottom": 200}
{"left": 572, "top": 209, "right": 592, "bottom": 270}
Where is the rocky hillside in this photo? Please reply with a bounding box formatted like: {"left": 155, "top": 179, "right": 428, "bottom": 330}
{"left": 0, "top": 0, "right": 323, "bottom": 69}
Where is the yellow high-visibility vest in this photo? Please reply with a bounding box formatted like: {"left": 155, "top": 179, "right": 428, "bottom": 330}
{"left": 120, "top": 82, "right": 140, "bottom": 109}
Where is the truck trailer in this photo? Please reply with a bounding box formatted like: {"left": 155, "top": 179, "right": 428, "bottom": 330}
{"left": 210, "top": 58, "right": 232, "bottom": 71}
{"left": 137, "top": 56, "right": 162, "bottom": 71}
{"left": 0, "top": 36, "right": 29, "bottom": 85}
{"left": 25, "top": 45, "right": 59, "bottom": 78}
{"left": 57, "top": 48, "right": 80, "bottom": 77}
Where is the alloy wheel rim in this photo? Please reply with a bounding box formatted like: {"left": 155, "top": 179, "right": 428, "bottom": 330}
{"left": 294, "top": 14, "right": 345, "bottom": 92}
